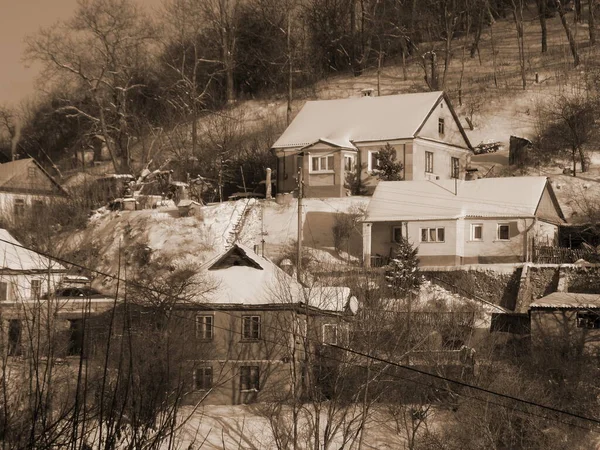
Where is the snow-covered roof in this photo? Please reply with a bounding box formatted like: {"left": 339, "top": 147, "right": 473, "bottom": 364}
{"left": 201, "top": 243, "right": 350, "bottom": 312}
{"left": 530, "top": 292, "right": 600, "bottom": 309}
{"left": 365, "top": 177, "right": 553, "bottom": 222}
{"left": 0, "top": 229, "right": 66, "bottom": 271}
{"left": 272, "top": 91, "right": 445, "bottom": 149}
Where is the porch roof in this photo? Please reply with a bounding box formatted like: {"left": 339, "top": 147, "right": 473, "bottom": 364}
{"left": 365, "top": 177, "right": 551, "bottom": 222}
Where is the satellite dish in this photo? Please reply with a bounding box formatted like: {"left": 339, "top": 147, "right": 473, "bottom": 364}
{"left": 347, "top": 296, "right": 359, "bottom": 315}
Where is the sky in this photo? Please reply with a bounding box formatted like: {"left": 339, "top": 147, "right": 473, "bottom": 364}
{"left": 0, "top": 0, "right": 162, "bottom": 108}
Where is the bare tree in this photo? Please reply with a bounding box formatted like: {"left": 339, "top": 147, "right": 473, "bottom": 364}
{"left": 25, "top": 0, "right": 157, "bottom": 173}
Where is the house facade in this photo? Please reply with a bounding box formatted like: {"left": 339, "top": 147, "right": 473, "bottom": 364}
{"left": 272, "top": 91, "right": 473, "bottom": 198}
{"left": 124, "top": 244, "right": 352, "bottom": 406}
{"left": 0, "top": 158, "right": 68, "bottom": 218}
{"left": 363, "top": 177, "right": 565, "bottom": 267}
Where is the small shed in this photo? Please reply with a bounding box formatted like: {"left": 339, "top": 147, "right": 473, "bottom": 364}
{"left": 177, "top": 199, "right": 203, "bottom": 217}
{"left": 530, "top": 292, "right": 600, "bottom": 351}
{"left": 509, "top": 135, "right": 533, "bottom": 167}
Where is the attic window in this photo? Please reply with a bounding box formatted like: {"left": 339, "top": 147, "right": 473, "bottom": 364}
{"left": 438, "top": 118, "right": 445, "bottom": 135}
{"left": 28, "top": 167, "right": 36, "bottom": 179}
{"left": 208, "top": 246, "right": 263, "bottom": 271}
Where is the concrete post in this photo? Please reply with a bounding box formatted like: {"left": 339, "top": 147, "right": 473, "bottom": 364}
{"left": 266, "top": 168, "right": 272, "bottom": 199}
{"left": 362, "top": 222, "right": 372, "bottom": 267}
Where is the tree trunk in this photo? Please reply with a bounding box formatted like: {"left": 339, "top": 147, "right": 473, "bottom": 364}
{"left": 512, "top": 3, "right": 527, "bottom": 89}
{"left": 575, "top": 0, "right": 583, "bottom": 22}
{"left": 558, "top": 0, "right": 581, "bottom": 66}
{"left": 573, "top": 147, "right": 577, "bottom": 176}
{"left": 578, "top": 147, "right": 588, "bottom": 172}
{"left": 537, "top": 0, "right": 548, "bottom": 52}
{"left": 470, "top": 9, "right": 484, "bottom": 59}
{"left": 590, "top": 0, "right": 596, "bottom": 45}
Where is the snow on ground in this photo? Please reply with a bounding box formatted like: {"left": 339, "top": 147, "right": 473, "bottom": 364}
{"left": 65, "top": 197, "right": 369, "bottom": 292}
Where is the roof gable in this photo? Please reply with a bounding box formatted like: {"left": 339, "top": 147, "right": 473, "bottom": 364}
{"left": 208, "top": 245, "right": 264, "bottom": 271}
{"left": 0, "top": 159, "right": 67, "bottom": 196}
{"left": 365, "top": 177, "right": 554, "bottom": 222}
{"left": 272, "top": 91, "right": 446, "bottom": 149}
{"left": 0, "top": 229, "right": 65, "bottom": 271}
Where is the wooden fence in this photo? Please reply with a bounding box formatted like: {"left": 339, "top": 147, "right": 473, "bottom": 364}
{"left": 532, "top": 245, "right": 591, "bottom": 264}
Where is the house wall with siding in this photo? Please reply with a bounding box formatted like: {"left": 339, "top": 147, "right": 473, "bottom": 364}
{"left": 416, "top": 97, "right": 469, "bottom": 148}
{"left": 412, "top": 140, "right": 469, "bottom": 181}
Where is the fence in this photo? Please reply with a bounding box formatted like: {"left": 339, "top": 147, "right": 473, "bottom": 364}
{"left": 532, "top": 245, "right": 591, "bottom": 264}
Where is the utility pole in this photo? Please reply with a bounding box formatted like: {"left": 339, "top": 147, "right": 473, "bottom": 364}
{"left": 296, "top": 167, "right": 303, "bottom": 282}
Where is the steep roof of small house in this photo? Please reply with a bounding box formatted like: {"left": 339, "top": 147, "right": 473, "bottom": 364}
{"left": 0, "top": 158, "right": 67, "bottom": 195}
{"left": 365, "top": 177, "right": 563, "bottom": 222}
{"left": 0, "top": 229, "right": 66, "bottom": 271}
{"left": 272, "top": 91, "right": 461, "bottom": 149}
{"left": 530, "top": 292, "right": 600, "bottom": 309}
{"left": 200, "top": 243, "right": 350, "bottom": 312}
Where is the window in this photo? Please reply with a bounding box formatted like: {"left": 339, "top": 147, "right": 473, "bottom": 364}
{"left": 33, "top": 200, "right": 43, "bottom": 215}
{"left": 28, "top": 167, "right": 36, "bottom": 179}
{"left": 0, "top": 282, "right": 8, "bottom": 301}
{"left": 242, "top": 316, "right": 261, "bottom": 340}
{"left": 323, "top": 324, "right": 339, "bottom": 345}
{"left": 368, "top": 151, "right": 381, "bottom": 171}
{"left": 68, "top": 319, "right": 84, "bottom": 356}
{"left": 420, "top": 227, "right": 445, "bottom": 242}
{"left": 392, "top": 226, "right": 403, "bottom": 243}
{"left": 471, "top": 224, "right": 483, "bottom": 241}
{"left": 311, "top": 155, "right": 334, "bottom": 172}
{"left": 31, "top": 279, "right": 42, "bottom": 300}
{"left": 196, "top": 315, "right": 214, "bottom": 340}
{"left": 194, "top": 366, "right": 213, "bottom": 390}
{"left": 344, "top": 154, "right": 355, "bottom": 172}
{"left": 451, "top": 157, "right": 460, "bottom": 179}
{"left": 14, "top": 199, "right": 25, "bottom": 217}
{"left": 425, "top": 151, "right": 434, "bottom": 173}
{"left": 438, "top": 118, "right": 445, "bottom": 135}
{"left": 8, "top": 320, "right": 21, "bottom": 356}
{"left": 240, "top": 366, "right": 260, "bottom": 391}
{"left": 577, "top": 311, "right": 600, "bottom": 329}
{"left": 497, "top": 224, "right": 510, "bottom": 241}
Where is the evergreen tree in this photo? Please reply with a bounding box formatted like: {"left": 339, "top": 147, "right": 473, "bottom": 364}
{"left": 385, "top": 237, "right": 421, "bottom": 296}
{"left": 376, "top": 143, "right": 404, "bottom": 181}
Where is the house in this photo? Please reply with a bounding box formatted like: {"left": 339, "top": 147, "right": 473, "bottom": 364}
{"left": 96, "top": 243, "right": 354, "bottom": 406}
{"left": 362, "top": 176, "right": 566, "bottom": 267}
{"left": 0, "top": 229, "right": 115, "bottom": 358}
{"left": 0, "top": 158, "right": 68, "bottom": 217}
{"left": 529, "top": 292, "right": 600, "bottom": 352}
{"left": 271, "top": 91, "right": 473, "bottom": 198}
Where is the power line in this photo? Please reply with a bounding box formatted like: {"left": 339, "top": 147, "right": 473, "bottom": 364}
{"left": 2, "top": 236, "right": 600, "bottom": 432}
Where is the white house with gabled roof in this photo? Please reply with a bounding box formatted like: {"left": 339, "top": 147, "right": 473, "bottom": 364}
{"left": 363, "top": 176, "right": 566, "bottom": 267}
{"left": 271, "top": 91, "right": 473, "bottom": 198}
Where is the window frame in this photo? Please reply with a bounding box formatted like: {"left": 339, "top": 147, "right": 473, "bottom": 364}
{"left": 8, "top": 319, "right": 21, "bottom": 356}
{"left": 438, "top": 118, "right": 445, "bottom": 135}
{"left": 242, "top": 315, "right": 261, "bottom": 341}
{"left": 27, "top": 167, "right": 36, "bottom": 179}
{"left": 451, "top": 157, "right": 460, "bottom": 179}
{"left": 577, "top": 311, "right": 600, "bottom": 329}
{"left": 496, "top": 223, "right": 510, "bottom": 241}
{"left": 195, "top": 314, "right": 214, "bottom": 340}
{"left": 344, "top": 154, "right": 356, "bottom": 172}
{"left": 322, "top": 323, "right": 339, "bottom": 345}
{"left": 425, "top": 151, "right": 434, "bottom": 173}
{"left": 240, "top": 365, "right": 260, "bottom": 391}
{"left": 194, "top": 366, "right": 213, "bottom": 390}
{"left": 0, "top": 281, "right": 8, "bottom": 301}
{"left": 392, "top": 225, "right": 403, "bottom": 243}
{"left": 310, "top": 155, "right": 335, "bottom": 173}
{"left": 471, "top": 224, "right": 483, "bottom": 242}
{"left": 31, "top": 279, "right": 42, "bottom": 300}
{"left": 367, "top": 150, "right": 381, "bottom": 172}
{"left": 420, "top": 227, "right": 445, "bottom": 243}
{"left": 14, "top": 199, "right": 25, "bottom": 217}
